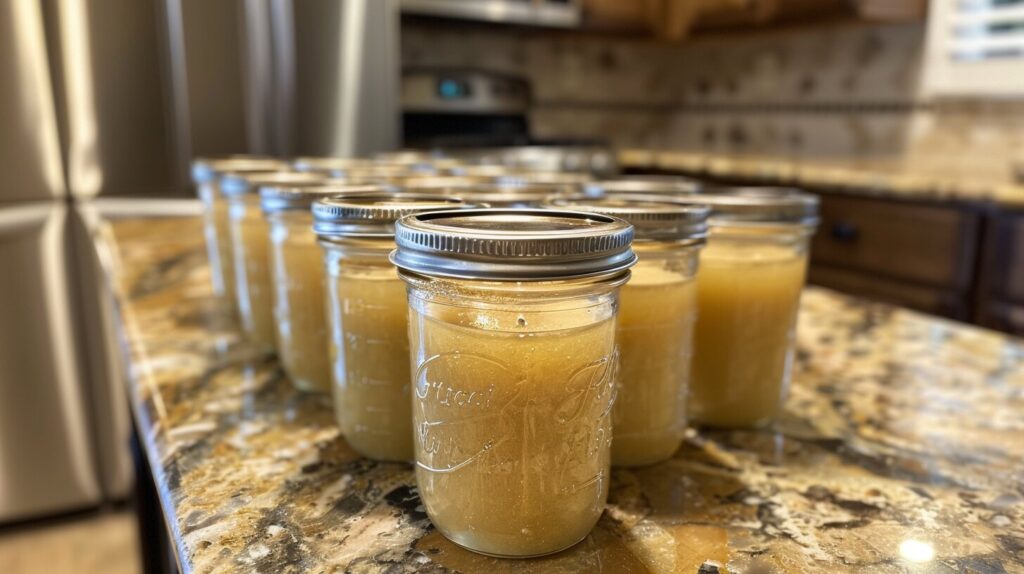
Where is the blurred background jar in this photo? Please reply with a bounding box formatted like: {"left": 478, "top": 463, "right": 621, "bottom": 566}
{"left": 220, "top": 171, "right": 325, "bottom": 351}
{"left": 192, "top": 157, "right": 286, "bottom": 317}
{"left": 261, "top": 183, "right": 378, "bottom": 393}
{"left": 583, "top": 176, "right": 703, "bottom": 198}
{"left": 391, "top": 208, "right": 636, "bottom": 558}
{"left": 400, "top": 181, "right": 569, "bottom": 208}
{"left": 313, "top": 193, "right": 471, "bottom": 461}
{"left": 546, "top": 194, "right": 709, "bottom": 466}
{"left": 675, "top": 188, "right": 819, "bottom": 428}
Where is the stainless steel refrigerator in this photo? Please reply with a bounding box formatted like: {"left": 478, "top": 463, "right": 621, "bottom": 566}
{"left": 0, "top": 0, "right": 399, "bottom": 523}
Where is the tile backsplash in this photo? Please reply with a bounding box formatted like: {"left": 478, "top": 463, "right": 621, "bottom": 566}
{"left": 402, "top": 19, "right": 1023, "bottom": 180}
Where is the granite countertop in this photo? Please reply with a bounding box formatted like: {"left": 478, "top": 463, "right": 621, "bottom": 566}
{"left": 619, "top": 149, "right": 1024, "bottom": 208}
{"left": 101, "top": 215, "right": 1024, "bottom": 573}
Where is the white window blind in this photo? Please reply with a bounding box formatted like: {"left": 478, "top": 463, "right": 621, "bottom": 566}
{"left": 924, "top": 0, "right": 1024, "bottom": 96}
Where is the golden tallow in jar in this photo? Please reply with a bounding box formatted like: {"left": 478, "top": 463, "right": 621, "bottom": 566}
{"left": 390, "top": 208, "right": 637, "bottom": 558}
{"left": 260, "top": 183, "right": 380, "bottom": 393}
{"left": 192, "top": 156, "right": 285, "bottom": 314}
{"left": 220, "top": 170, "right": 325, "bottom": 351}
{"left": 546, "top": 195, "right": 709, "bottom": 467}
{"left": 312, "top": 193, "right": 472, "bottom": 462}
{"left": 673, "top": 188, "right": 819, "bottom": 428}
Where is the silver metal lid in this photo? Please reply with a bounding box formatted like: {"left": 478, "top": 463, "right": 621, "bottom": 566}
{"left": 312, "top": 193, "right": 470, "bottom": 238}
{"left": 676, "top": 186, "right": 819, "bottom": 226}
{"left": 447, "top": 164, "right": 529, "bottom": 178}
{"left": 260, "top": 183, "right": 385, "bottom": 213}
{"left": 545, "top": 194, "right": 709, "bottom": 243}
{"left": 396, "top": 176, "right": 492, "bottom": 192}
{"left": 374, "top": 150, "right": 444, "bottom": 165}
{"left": 496, "top": 172, "right": 592, "bottom": 189}
{"left": 410, "top": 182, "right": 566, "bottom": 208}
{"left": 292, "top": 157, "right": 376, "bottom": 177}
{"left": 391, "top": 208, "right": 637, "bottom": 281}
{"left": 220, "top": 171, "right": 324, "bottom": 196}
{"left": 584, "top": 176, "right": 702, "bottom": 197}
{"left": 191, "top": 156, "right": 285, "bottom": 183}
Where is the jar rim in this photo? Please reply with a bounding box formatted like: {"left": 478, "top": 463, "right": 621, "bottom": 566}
{"left": 543, "top": 193, "right": 709, "bottom": 242}
{"left": 260, "top": 183, "right": 387, "bottom": 213}
{"left": 584, "top": 176, "right": 702, "bottom": 196}
{"left": 220, "top": 171, "right": 324, "bottom": 196}
{"left": 673, "top": 186, "right": 820, "bottom": 226}
{"left": 190, "top": 156, "right": 284, "bottom": 183}
{"left": 312, "top": 192, "right": 471, "bottom": 238}
{"left": 390, "top": 208, "right": 637, "bottom": 281}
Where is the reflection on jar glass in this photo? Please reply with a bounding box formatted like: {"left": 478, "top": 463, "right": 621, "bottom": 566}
{"left": 261, "top": 183, "right": 376, "bottom": 393}
{"left": 673, "top": 188, "right": 819, "bottom": 428}
{"left": 546, "top": 194, "right": 709, "bottom": 467}
{"left": 221, "top": 170, "right": 324, "bottom": 351}
{"left": 313, "top": 193, "right": 471, "bottom": 462}
{"left": 191, "top": 156, "right": 285, "bottom": 315}
{"left": 392, "top": 209, "right": 637, "bottom": 558}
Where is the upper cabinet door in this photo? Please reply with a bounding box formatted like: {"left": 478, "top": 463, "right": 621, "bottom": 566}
{"left": 0, "top": 1, "right": 65, "bottom": 203}
{"left": 47, "top": 0, "right": 186, "bottom": 198}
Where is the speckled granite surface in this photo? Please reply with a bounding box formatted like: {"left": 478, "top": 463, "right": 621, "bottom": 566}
{"left": 620, "top": 149, "right": 1024, "bottom": 207}
{"left": 102, "top": 216, "right": 1024, "bottom": 573}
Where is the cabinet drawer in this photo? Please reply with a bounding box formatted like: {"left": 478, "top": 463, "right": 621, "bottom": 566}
{"left": 809, "top": 265, "right": 968, "bottom": 319}
{"left": 979, "top": 211, "right": 1024, "bottom": 304}
{"left": 810, "top": 194, "right": 980, "bottom": 290}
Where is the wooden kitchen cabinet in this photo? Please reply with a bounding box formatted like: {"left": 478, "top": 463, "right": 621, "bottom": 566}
{"left": 623, "top": 163, "right": 1019, "bottom": 331}
{"left": 975, "top": 208, "right": 1024, "bottom": 334}
{"left": 808, "top": 194, "right": 983, "bottom": 321}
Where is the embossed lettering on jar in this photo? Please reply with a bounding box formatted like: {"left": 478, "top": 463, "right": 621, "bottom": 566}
{"left": 391, "top": 209, "right": 637, "bottom": 558}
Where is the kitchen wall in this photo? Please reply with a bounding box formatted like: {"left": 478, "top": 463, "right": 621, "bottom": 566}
{"left": 402, "top": 19, "right": 1024, "bottom": 181}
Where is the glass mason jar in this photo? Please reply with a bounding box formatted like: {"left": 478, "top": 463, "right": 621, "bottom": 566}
{"left": 391, "top": 209, "right": 637, "bottom": 558}
{"left": 221, "top": 170, "right": 324, "bottom": 351}
{"left": 260, "top": 183, "right": 378, "bottom": 393}
{"left": 546, "top": 195, "right": 709, "bottom": 467}
{"left": 675, "top": 188, "right": 819, "bottom": 428}
{"left": 312, "top": 193, "right": 472, "bottom": 462}
{"left": 191, "top": 156, "right": 285, "bottom": 313}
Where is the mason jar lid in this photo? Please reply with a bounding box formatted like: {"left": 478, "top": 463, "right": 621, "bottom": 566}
{"left": 312, "top": 193, "right": 470, "bottom": 238}
{"left": 448, "top": 164, "right": 529, "bottom": 178}
{"left": 375, "top": 149, "right": 444, "bottom": 165}
{"left": 391, "top": 208, "right": 637, "bottom": 281}
{"left": 496, "top": 172, "right": 592, "bottom": 189}
{"left": 292, "top": 157, "right": 376, "bottom": 176}
{"left": 584, "top": 176, "right": 702, "bottom": 197}
{"left": 417, "top": 182, "right": 566, "bottom": 208}
{"left": 684, "top": 186, "right": 820, "bottom": 227}
{"left": 397, "top": 176, "right": 498, "bottom": 193}
{"left": 220, "top": 171, "right": 324, "bottom": 196}
{"left": 191, "top": 156, "right": 285, "bottom": 184}
{"left": 260, "top": 183, "right": 386, "bottom": 213}
{"left": 545, "top": 194, "right": 708, "bottom": 243}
